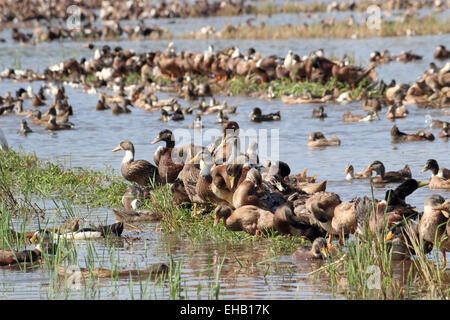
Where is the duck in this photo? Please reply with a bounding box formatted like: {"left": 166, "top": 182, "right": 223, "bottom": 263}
{"left": 45, "top": 108, "right": 73, "bottom": 131}
{"left": 0, "top": 129, "right": 8, "bottom": 152}
{"left": 151, "top": 129, "right": 185, "bottom": 184}
{"left": 186, "top": 150, "right": 222, "bottom": 214}
{"left": 344, "top": 164, "right": 372, "bottom": 181}
{"left": 17, "top": 119, "right": 32, "bottom": 135}
{"left": 434, "top": 45, "right": 450, "bottom": 60}
{"left": 210, "top": 121, "right": 240, "bottom": 164}
{"left": 96, "top": 94, "right": 109, "bottom": 111}
{"left": 369, "top": 160, "right": 411, "bottom": 184}
{"left": 342, "top": 111, "right": 379, "bottom": 122}
{"left": 386, "top": 104, "right": 408, "bottom": 120}
{"left": 112, "top": 140, "right": 160, "bottom": 186}
{"left": 216, "top": 110, "right": 229, "bottom": 124}
{"left": 312, "top": 105, "right": 327, "bottom": 119}
{"left": 390, "top": 125, "right": 435, "bottom": 142}
{"left": 438, "top": 122, "right": 449, "bottom": 139}
{"left": 273, "top": 204, "right": 326, "bottom": 241}
{"left": 290, "top": 237, "right": 329, "bottom": 260}
{"left": 249, "top": 107, "right": 280, "bottom": 122}
{"left": 307, "top": 132, "right": 340, "bottom": 148}
{"left": 57, "top": 263, "right": 169, "bottom": 279}
{"left": 30, "top": 222, "right": 124, "bottom": 242}
{"left": 213, "top": 204, "right": 276, "bottom": 236}
{"left": 306, "top": 191, "right": 357, "bottom": 248}
{"left": 384, "top": 179, "right": 429, "bottom": 213}
{"left": 0, "top": 245, "right": 43, "bottom": 266}
{"left": 31, "top": 93, "right": 46, "bottom": 107}
{"left": 111, "top": 101, "right": 132, "bottom": 115}
{"left": 421, "top": 159, "right": 450, "bottom": 189}
{"left": 113, "top": 199, "right": 162, "bottom": 223}
{"left": 14, "top": 100, "right": 32, "bottom": 117}
{"left": 417, "top": 195, "right": 449, "bottom": 265}
{"left": 188, "top": 114, "right": 203, "bottom": 129}
{"left": 232, "top": 168, "right": 264, "bottom": 209}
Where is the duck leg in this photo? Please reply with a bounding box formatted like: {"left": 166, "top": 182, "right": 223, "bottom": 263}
{"left": 193, "top": 203, "right": 198, "bottom": 217}
{"left": 442, "top": 249, "right": 447, "bottom": 267}
{"left": 327, "top": 234, "right": 333, "bottom": 249}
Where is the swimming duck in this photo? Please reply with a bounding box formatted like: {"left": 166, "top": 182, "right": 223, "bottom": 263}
{"left": 113, "top": 198, "right": 162, "bottom": 223}
{"left": 17, "top": 119, "right": 32, "bottom": 136}
{"left": 417, "top": 195, "right": 449, "bottom": 265}
{"left": 111, "top": 101, "right": 131, "bottom": 115}
{"left": 307, "top": 132, "right": 340, "bottom": 148}
{"left": 213, "top": 204, "right": 275, "bottom": 236}
{"left": 369, "top": 161, "right": 411, "bottom": 184}
{"left": 249, "top": 107, "right": 280, "bottom": 122}
{"left": 386, "top": 104, "right": 408, "bottom": 119}
{"left": 151, "top": 129, "right": 185, "bottom": 184}
{"left": 112, "top": 140, "right": 160, "bottom": 187}
{"left": 422, "top": 159, "right": 450, "bottom": 189}
{"left": 390, "top": 125, "right": 434, "bottom": 142}
{"left": 438, "top": 122, "right": 449, "bottom": 139}
{"left": 31, "top": 222, "right": 124, "bottom": 242}
{"left": 397, "top": 50, "right": 423, "bottom": 63}
{"left": 14, "top": 100, "right": 32, "bottom": 117}
{"left": 312, "top": 105, "right": 327, "bottom": 119}
{"left": 434, "top": 45, "right": 450, "bottom": 60}
{"left": 0, "top": 245, "right": 42, "bottom": 266}
{"left": 342, "top": 111, "right": 379, "bottom": 122}
{"left": 290, "top": 237, "right": 328, "bottom": 260}
{"left": 188, "top": 114, "right": 203, "bottom": 129}
{"left": 31, "top": 93, "right": 46, "bottom": 107}
{"left": 361, "top": 91, "right": 382, "bottom": 112}
{"left": 45, "top": 108, "right": 73, "bottom": 131}
{"left": 344, "top": 164, "right": 372, "bottom": 181}
{"left": 96, "top": 94, "right": 109, "bottom": 111}
{"left": 216, "top": 110, "right": 229, "bottom": 124}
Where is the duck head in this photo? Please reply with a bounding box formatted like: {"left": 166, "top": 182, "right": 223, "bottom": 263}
{"left": 151, "top": 129, "right": 175, "bottom": 147}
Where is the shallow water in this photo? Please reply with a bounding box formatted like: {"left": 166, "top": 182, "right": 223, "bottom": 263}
{"left": 0, "top": 15, "right": 449, "bottom": 299}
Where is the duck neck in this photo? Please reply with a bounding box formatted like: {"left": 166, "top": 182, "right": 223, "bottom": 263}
{"left": 346, "top": 171, "right": 354, "bottom": 180}
{"left": 200, "top": 162, "right": 213, "bottom": 177}
{"left": 122, "top": 149, "right": 134, "bottom": 164}
{"left": 165, "top": 139, "right": 175, "bottom": 149}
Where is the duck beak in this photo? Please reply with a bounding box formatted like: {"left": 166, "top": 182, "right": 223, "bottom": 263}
{"left": 421, "top": 165, "right": 429, "bottom": 173}
{"left": 275, "top": 181, "right": 285, "bottom": 192}
{"left": 320, "top": 247, "right": 328, "bottom": 259}
{"left": 112, "top": 145, "right": 122, "bottom": 152}
{"left": 189, "top": 155, "right": 200, "bottom": 164}
{"left": 249, "top": 111, "right": 254, "bottom": 118}
{"left": 213, "top": 215, "right": 220, "bottom": 227}
{"left": 30, "top": 233, "right": 38, "bottom": 245}
{"left": 151, "top": 136, "right": 161, "bottom": 144}
{"left": 229, "top": 175, "right": 236, "bottom": 189}
{"left": 417, "top": 180, "right": 429, "bottom": 188}
{"left": 385, "top": 231, "right": 394, "bottom": 241}
{"left": 441, "top": 210, "right": 449, "bottom": 218}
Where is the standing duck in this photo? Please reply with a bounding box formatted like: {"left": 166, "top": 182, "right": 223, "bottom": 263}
{"left": 418, "top": 195, "right": 449, "bottom": 265}
{"left": 112, "top": 140, "right": 160, "bottom": 186}
{"left": 151, "top": 129, "right": 185, "bottom": 184}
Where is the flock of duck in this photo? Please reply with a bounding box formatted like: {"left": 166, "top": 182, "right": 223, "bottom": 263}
{"left": 106, "top": 115, "right": 450, "bottom": 263}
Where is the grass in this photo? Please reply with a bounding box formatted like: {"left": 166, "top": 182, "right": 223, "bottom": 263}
{"left": 208, "top": 15, "right": 450, "bottom": 40}
{"left": 1, "top": 149, "right": 448, "bottom": 299}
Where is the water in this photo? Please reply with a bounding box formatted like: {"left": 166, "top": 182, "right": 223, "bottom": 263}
{"left": 0, "top": 14, "right": 449, "bottom": 299}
